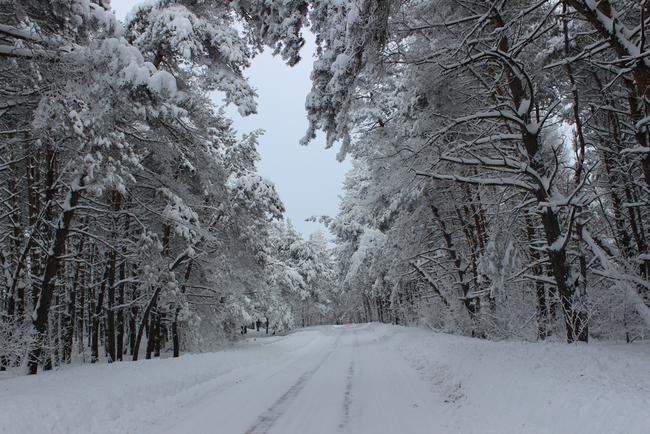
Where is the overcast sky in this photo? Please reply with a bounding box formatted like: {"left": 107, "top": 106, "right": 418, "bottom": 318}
{"left": 111, "top": 1, "right": 350, "bottom": 237}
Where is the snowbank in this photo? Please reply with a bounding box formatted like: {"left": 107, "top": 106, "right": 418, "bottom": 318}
{"left": 389, "top": 325, "right": 650, "bottom": 434}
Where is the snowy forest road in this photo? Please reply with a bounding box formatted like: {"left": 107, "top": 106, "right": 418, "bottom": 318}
{"left": 3, "top": 323, "right": 650, "bottom": 434}
{"left": 150, "top": 323, "right": 442, "bottom": 434}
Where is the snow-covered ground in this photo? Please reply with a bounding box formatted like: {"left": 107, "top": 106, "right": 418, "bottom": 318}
{"left": 1, "top": 323, "right": 649, "bottom": 434}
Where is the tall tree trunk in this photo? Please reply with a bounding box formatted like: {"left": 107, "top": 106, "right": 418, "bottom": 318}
{"left": 564, "top": 0, "right": 650, "bottom": 189}
{"left": 153, "top": 312, "right": 162, "bottom": 358}
{"left": 426, "top": 194, "right": 478, "bottom": 316}
{"left": 91, "top": 262, "right": 109, "bottom": 363}
{"left": 493, "top": 11, "right": 580, "bottom": 342}
{"left": 525, "top": 211, "right": 548, "bottom": 340}
{"left": 172, "top": 261, "right": 193, "bottom": 358}
{"left": 563, "top": 17, "right": 589, "bottom": 342}
{"left": 76, "top": 256, "right": 86, "bottom": 359}
{"left": 105, "top": 191, "right": 122, "bottom": 363}
{"left": 145, "top": 309, "right": 157, "bottom": 360}
{"left": 26, "top": 145, "right": 41, "bottom": 318}
{"left": 116, "top": 258, "right": 125, "bottom": 361}
{"left": 129, "top": 288, "right": 138, "bottom": 356}
{"left": 132, "top": 286, "right": 161, "bottom": 362}
{"left": 116, "top": 204, "right": 129, "bottom": 361}
{"left": 64, "top": 232, "right": 86, "bottom": 363}
{"left": 27, "top": 177, "right": 83, "bottom": 375}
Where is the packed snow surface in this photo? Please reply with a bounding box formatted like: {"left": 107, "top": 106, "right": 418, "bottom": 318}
{"left": 1, "top": 323, "right": 650, "bottom": 434}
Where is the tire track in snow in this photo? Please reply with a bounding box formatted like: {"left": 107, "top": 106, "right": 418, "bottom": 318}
{"left": 244, "top": 337, "right": 339, "bottom": 434}
{"left": 338, "top": 329, "right": 359, "bottom": 432}
{"left": 338, "top": 361, "right": 354, "bottom": 431}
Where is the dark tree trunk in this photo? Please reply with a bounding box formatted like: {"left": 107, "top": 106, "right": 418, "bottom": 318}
{"left": 426, "top": 196, "right": 478, "bottom": 316}
{"left": 106, "top": 191, "right": 123, "bottom": 362}
{"left": 91, "top": 262, "right": 109, "bottom": 363}
{"left": 106, "top": 256, "right": 116, "bottom": 363}
{"left": 146, "top": 310, "right": 157, "bottom": 360}
{"left": 28, "top": 178, "right": 83, "bottom": 375}
{"left": 133, "top": 286, "right": 161, "bottom": 362}
{"left": 77, "top": 260, "right": 86, "bottom": 358}
{"left": 153, "top": 313, "right": 161, "bottom": 358}
{"left": 129, "top": 301, "right": 138, "bottom": 356}
{"left": 525, "top": 211, "right": 548, "bottom": 340}
{"left": 172, "top": 318, "right": 180, "bottom": 358}
{"left": 116, "top": 258, "right": 125, "bottom": 361}
{"left": 172, "top": 261, "right": 193, "bottom": 358}
{"left": 64, "top": 233, "right": 86, "bottom": 363}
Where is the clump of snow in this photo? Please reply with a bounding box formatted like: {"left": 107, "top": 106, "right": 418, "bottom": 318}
{"left": 148, "top": 70, "right": 177, "bottom": 96}
{"left": 120, "top": 61, "right": 154, "bottom": 87}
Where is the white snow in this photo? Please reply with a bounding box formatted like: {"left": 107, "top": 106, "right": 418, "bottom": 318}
{"left": 148, "top": 70, "right": 178, "bottom": 96}
{"left": 1, "top": 323, "right": 649, "bottom": 434}
{"left": 517, "top": 98, "right": 530, "bottom": 117}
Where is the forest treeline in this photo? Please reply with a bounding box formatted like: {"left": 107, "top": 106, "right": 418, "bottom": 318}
{"left": 0, "top": 0, "right": 335, "bottom": 375}
{"left": 2, "top": 0, "right": 650, "bottom": 375}
{"left": 318, "top": 0, "right": 650, "bottom": 343}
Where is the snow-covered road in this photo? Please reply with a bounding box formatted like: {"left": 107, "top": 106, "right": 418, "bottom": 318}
{"left": 2, "top": 323, "right": 650, "bottom": 434}
{"left": 152, "top": 324, "right": 442, "bottom": 434}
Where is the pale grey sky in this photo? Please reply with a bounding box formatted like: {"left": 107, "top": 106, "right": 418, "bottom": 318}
{"left": 111, "top": 1, "right": 350, "bottom": 237}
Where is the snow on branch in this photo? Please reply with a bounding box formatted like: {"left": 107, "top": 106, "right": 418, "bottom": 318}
{"left": 417, "top": 171, "right": 537, "bottom": 192}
